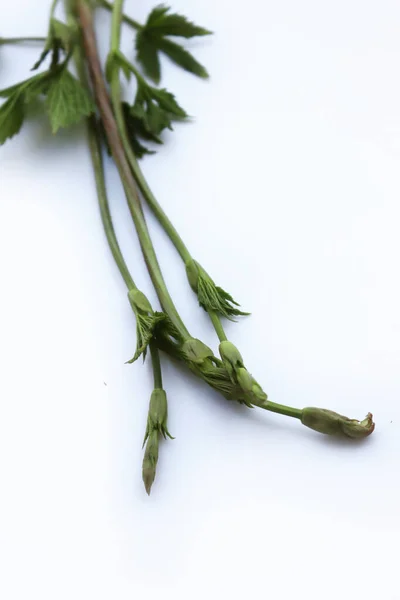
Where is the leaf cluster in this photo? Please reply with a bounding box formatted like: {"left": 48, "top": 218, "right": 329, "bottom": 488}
{"left": 186, "top": 260, "right": 249, "bottom": 320}
{"left": 135, "top": 4, "right": 212, "bottom": 83}
{"left": 0, "top": 56, "right": 94, "bottom": 144}
{"left": 32, "top": 18, "right": 75, "bottom": 71}
{"left": 127, "top": 74, "right": 188, "bottom": 157}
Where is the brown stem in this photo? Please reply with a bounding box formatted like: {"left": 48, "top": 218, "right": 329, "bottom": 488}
{"left": 75, "top": 0, "right": 190, "bottom": 339}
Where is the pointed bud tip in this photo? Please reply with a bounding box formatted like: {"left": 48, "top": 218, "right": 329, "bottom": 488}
{"left": 142, "top": 467, "right": 155, "bottom": 496}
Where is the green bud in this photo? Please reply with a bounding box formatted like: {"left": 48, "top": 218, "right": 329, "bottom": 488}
{"left": 142, "top": 429, "right": 159, "bottom": 495}
{"left": 185, "top": 259, "right": 200, "bottom": 292}
{"left": 182, "top": 338, "right": 214, "bottom": 365}
{"left": 235, "top": 367, "right": 268, "bottom": 406}
{"left": 219, "top": 341, "right": 243, "bottom": 381}
{"left": 128, "top": 289, "right": 152, "bottom": 314}
{"left": 149, "top": 388, "right": 168, "bottom": 429}
{"left": 236, "top": 367, "right": 253, "bottom": 394}
{"left": 143, "top": 389, "right": 174, "bottom": 445}
{"left": 301, "top": 408, "right": 375, "bottom": 439}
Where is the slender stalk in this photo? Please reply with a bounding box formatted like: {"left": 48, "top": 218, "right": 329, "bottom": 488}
{"left": 105, "top": 3, "right": 191, "bottom": 264}
{"left": 65, "top": 2, "right": 135, "bottom": 291}
{"left": 107, "top": 0, "right": 234, "bottom": 350}
{"left": 209, "top": 310, "right": 227, "bottom": 342}
{"left": 76, "top": 0, "right": 190, "bottom": 340}
{"left": 97, "top": 0, "right": 142, "bottom": 31}
{"left": 113, "top": 101, "right": 191, "bottom": 261}
{"left": 0, "top": 37, "right": 45, "bottom": 46}
{"left": 50, "top": 0, "right": 60, "bottom": 20}
{"left": 149, "top": 342, "right": 163, "bottom": 389}
{"left": 66, "top": 2, "right": 165, "bottom": 417}
{"left": 86, "top": 117, "right": 137, "bottom": 290}
{"left": 260, "top": 401, "right": 302, "bottom": 420}
{"left": 77, "top": 83, "right": 135, "bottom": 288}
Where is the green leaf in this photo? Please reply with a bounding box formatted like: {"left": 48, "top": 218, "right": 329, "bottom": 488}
{"left": 0, "top": 94, "right": 25, "bottom": 145}
{"left": 186, "top": 260, "right": 249, "bottom": 320}
{"left": 122, "top": 102, "right": 155, "bottom": 159}
{"left": 145, "top": 4, "right": 212, "bottom": 38}
{"left": 146, "top": 102, "right": 172, "bottom": 135}
{"left": 149, "top": 87, "right": 187, "bottom": 118}
{"left": 135, "top": 32, "right": 161, "bottom": 83}
{"left": 32, "top": 19, "right": 73, "bottom": 72}
{"left": 51, "top": 19, "right": 74, "bottom": 51}
{"left": 32, "top": 48, "right": 51, "bottom": 71}
{"left": 0, "top": 76, "right": 36, "bottom": 99}
{"left": 0, "top": 71, "right": 57, "bottom": 145}
{"left": 0, "top": 72, "right": 53, "bottom": 101}
{"left": 157, "top": 37, "right": 209, "bottom": 78}
{"left": 45, "top": 69, "right": 94, "bottom": 133}
{"left": 127, "top": 311, "right": 167, "bottom": 363}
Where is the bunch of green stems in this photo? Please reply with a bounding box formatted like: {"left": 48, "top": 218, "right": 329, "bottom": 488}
{"left": 1, "top": 0, "right": 375, "bottom": 494}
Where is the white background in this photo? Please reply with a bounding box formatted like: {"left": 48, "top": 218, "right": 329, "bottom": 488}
{"left": 1, "top": 0, "right": 400, "bottom": 598}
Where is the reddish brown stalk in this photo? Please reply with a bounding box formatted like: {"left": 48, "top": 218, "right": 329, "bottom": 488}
{"left": 75, "top": 0, "right": 190, "bottom": 339}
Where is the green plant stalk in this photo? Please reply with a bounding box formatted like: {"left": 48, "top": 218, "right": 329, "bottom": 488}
{"left": 254, "top": 399, "right": 302, "bottom": 420}
{"left": 149, "top": 341, "right": 163, "bottom": 389}
{"left": 76, "top": 0, "right": 190, "bottom": 341}
{"left": 108, "top": 1, "right": 190, "bottom": 263}
{"left": 73, "top": 57, "right": 135, "bottom": 290}
{"left": 108, "top": 0, "right": 230, "bottom": 345}
{"left": 209, "top": 310, "right": 227, "bottom": 342}
{"left": 0, "top": 37, "right": 46, "bottom": 46}
{"left": 97, "top": 0, "right": 142, "bottom": 31}
{"left": 71, "top": 0, "right": 367, "bottom": 430}
{"left": 66, "top": 1, "right": 165, "bottom": 386}
{"left": 86, "top": 115, "right": 136, "bottom": 290}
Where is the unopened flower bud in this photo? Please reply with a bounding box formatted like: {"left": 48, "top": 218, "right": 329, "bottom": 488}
{"left": 182, "top": 338, "right": 214, "bottom": 365}
{"left": 301, "top": 408, "right": 375, "bottom": 439}
{"left": 236, "top": 367, "right": 253, "bottom": 394}
{"left": 149, "top": 389, "right": 168, "bottom": 429}
{"left": 185, "top": 259, "right": 201, "bottom": 293}
{"left": 128, "top": 289, "right": 152, "bottom": 314}
{"left": 219, "top": 341, "right": 243, "bottom": 381}
{"left": 142, "top": 430, "right": 159, "bottom": 495}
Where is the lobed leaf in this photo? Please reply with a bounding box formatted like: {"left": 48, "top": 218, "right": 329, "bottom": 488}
{"left": 145, "top": 4, "right": 212, "bottom": 38}
{"left": 135, "top": 31, "right": 161, "bottom": 83}
{"left": 156, "top": 37, "right": 209, "bottom": 79}
{"left": 0, "top": 95, "right": 25, "bottom": 145}
{"left": 45, "top": 69, "right": 95, "bottom": 133}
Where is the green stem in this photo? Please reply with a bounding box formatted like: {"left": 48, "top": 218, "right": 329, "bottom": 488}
{"left": 111, "top": 61, "right": 191, "bottom": 263}
{"left": 150, "top": 342, "right": 163, "bottom": 388}
{"left": 98, "top": 0, "right": 142, "bottom": 31}
{"left": 257, "top": 401, "right": 302, "bottom": 420}
{"left": 107, "top": 2, "right": 230, "bottom": 351}
{"left": 0, "top": 37, "right": 45, "bottom": 46}
{"left": 77, "top": 0, "right": 190, "bottom": 340}
{"left": 66, "top": 1, "right": 136, "bottom": 291}
{"left": 107, "top": 7, "right": 190, "bottom": 262}
{"left": 208, "top": 310, "right": 227, "bottom": 342}
{"left": 50, "top": 0, "right": 60, "bottom": 19}
{"left": 86, "top": 118, "right": 136, "bottom": 290}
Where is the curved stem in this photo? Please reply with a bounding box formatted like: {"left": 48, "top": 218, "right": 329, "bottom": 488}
{"left": 124, "top": 152, "right": 192, "bottom": 263}
{"left": 98, "top": 0, "right": 142, "bottom": 31}
{"left": 0, "top": 37, "right": 45, "bottom": 46}
{"left": 208, "top": 310, "right": 227, "bottom": 342}
{"left": 66, "top": 1, "right": 136, "bottom": 291}
{"left": 77, "top": 0, "right": 190, "bottom": 340}
{"left": 87, "top": 115, "right": 137, "bottom": 290}
{"left": 150, "top": 342, "right": 163, "bottom": 389}
{"left": 107, "top": 6, "right": 191, "bottom": 264}
{"left": 257, "top": 401, "right": 302, "bottom": 420}
{"left": 50, "top": 0, "right": 60, "bottom": 20}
